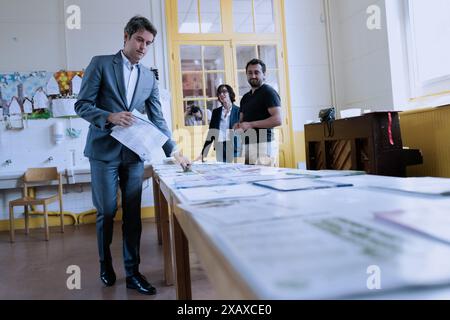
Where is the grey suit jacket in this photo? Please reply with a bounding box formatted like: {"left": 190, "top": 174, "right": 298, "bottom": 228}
{"left": 75, "top": 51, "right": 176, "bottom": 161}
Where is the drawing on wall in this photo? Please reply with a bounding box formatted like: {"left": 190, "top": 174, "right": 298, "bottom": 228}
{"left": 0, "top": 70, "right": 84, "bottom": 124}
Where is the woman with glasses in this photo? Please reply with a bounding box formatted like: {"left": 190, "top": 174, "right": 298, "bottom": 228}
{"left": 197, "top": 84, "right": 241, "bottom": 162}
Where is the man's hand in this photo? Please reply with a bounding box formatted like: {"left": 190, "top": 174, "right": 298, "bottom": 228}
{"left": 107, "top": 112, "right": 134, "bottom": 127}
{"left": 173, "top": 151, "right": 192, "bottom": 171}
{"left": 238, "top": 122, "right": 253, "bottom": 131}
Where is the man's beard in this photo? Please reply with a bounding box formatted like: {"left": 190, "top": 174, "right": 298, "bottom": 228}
{"left": 248, "top": 79, "right": 262, "bottom": 88}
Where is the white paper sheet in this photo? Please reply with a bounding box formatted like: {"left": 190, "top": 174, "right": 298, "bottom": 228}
{"left": 71, "top": 75, "right": 82, "bottom": 95}
{"left": 52, "top": 98, "right": 77, "bottom": 117}
{"left": 375, "top": 208, "right": 450, "bottom": 244}
{"left": 8, "top": 98, "right": 21, "bottom": 114}
{"left": 46, "top": 76, "right": 60, "bottom": 95}
{"left": 322, "top": 176, "right": 450, "bottom": 196}
{"left": 177, "top": 184, "right": 269, "bottom": 202}
{"left": 33, "top": 90, "right": 49, "bottom": 109}
{"left": 110, "top": 111, "right": 168, "bottom": 161}
{"left": 23, "top": 99, "right": 33, "bottom": 113}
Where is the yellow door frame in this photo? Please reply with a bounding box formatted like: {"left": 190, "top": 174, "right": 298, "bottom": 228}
{"left": 166, "top": 0, "right": 295, "bottom": 167}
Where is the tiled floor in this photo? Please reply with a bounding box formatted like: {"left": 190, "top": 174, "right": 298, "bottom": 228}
{"left": 0, "top": 219, "right": 216, "bottom": 300}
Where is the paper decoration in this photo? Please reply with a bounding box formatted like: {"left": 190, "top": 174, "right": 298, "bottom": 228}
{"left": 0, "top": 71, "right": 50, "bottom": 101}
{"left": 33, "top": 89, "right": 49, "bottom": 109}
{"left": 52, "top": 98, "right": 77, "bottom": 117}
{"left": 54, "top": 71, "right": 84, "bottom": 95}
{"left": 71, "top": 75, "right": 82, "bottom": 95}
{"left": 23, "top": 98, "right": 33, "bottom": 113}
{"left": 8, "top": 97, "right": 22, "bottom": 114}
{"left": 46, "top": 76, "right": 60, "bottom": 95}
{"left": 6, "top": 114, "right": 24, "bottom": 130}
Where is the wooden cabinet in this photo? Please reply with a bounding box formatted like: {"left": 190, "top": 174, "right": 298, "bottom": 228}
{"left": 304, "top": 112, "right": 422, "bottom": 177}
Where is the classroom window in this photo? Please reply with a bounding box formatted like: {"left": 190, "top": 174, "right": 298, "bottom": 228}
{"left": 405, "top": 0, "right": 450, "bottom": 98}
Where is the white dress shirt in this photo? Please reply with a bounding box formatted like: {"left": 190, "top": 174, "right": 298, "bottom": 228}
{"left": 218, "top": 107, "right": 232, "bottom": 142}
{"left": 121, "top": 51, "right": 139, "bottom": 108}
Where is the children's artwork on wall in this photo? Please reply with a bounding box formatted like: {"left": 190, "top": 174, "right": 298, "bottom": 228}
{"left": 8, "top": 97, "right": 22, "bottom": 115}
{"left": 52, "top": 98, "right": 77, "bottom": 117}
{"left": 23, "top": 98, "right": 33, "bottom": 114}
{"left": 46, "top": 75, "right": 60, "bottom": 95}
{"left": 0, "top": 70, "right": 83, "bottom": 121}
{"left": 71, "top": 75, "right": 82, "bottom": 95}
{"left": 5, "top": 97, "right": 24, "bottom": 130}
{"left": 6, "top": 114, "right": 24, "bottom": 130}
{"left": 33, "top": 89, "right": 49, "bottom": 109}
{"left": 54, "top": 71, "right": 84, "bottom": 96}
{"left": 0, "top": 71, "right": 51, "bottom": 102}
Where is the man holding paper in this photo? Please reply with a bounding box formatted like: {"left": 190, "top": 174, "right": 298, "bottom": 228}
{"left": 75, "top": 15, "right": 190, "bottom": 295}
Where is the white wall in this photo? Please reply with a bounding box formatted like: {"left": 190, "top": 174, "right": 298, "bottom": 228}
{"left": 284, "top": 0, "right": 332, "bottom": 131}
{"left": 0, "top": 0, "right": 167, "bottom": 77}
{"left": 329, "top": 0, "right": 394, "bottom": 113}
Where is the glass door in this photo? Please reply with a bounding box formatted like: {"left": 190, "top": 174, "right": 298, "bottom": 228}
{"left": 172, "top": 41, "right": 235, "bottom": 159}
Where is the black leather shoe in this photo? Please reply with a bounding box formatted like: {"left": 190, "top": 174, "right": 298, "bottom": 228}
{"left": 126, "top": 273, "right": 156, "bottom": 295}
{"left": 100, "top": 265, "right": 116, "bottom": 287}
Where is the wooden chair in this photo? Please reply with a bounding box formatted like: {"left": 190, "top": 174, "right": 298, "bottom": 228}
{"left": 9, "top": 167, "right": 64, "bottom": 242}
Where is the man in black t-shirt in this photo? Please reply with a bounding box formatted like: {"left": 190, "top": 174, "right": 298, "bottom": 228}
{"left": 235, "top": 58, "right": 282, "bottom": 166}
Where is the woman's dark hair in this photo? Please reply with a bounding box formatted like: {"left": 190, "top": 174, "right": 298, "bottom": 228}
{"left": 216, "top": 84, "right": 236, "bottom": 103}
{"left": 124, "top": 15, "right": 157, "bottom": 38}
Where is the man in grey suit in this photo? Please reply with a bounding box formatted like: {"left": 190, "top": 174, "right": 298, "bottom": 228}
{"left": 75, "top": 16, "right": 190, "bottom": 295}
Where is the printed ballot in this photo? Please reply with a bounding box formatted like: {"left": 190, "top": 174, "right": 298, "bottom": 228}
{"left": 110, "top": 109, "right": 168, "bottom": 161}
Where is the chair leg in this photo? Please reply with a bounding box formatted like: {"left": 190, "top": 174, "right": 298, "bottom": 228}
{"left": 24, "top": 205, "right": 29, "bottom": 235}
{"left": 43, "top": 204, "right": 49, "bottom": 241}
{"left": 9, "top": 205, "right": 15, "bottom": 243}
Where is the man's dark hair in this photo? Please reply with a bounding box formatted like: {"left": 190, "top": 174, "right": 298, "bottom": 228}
{"left": 245, "top": 58, "right": 266, "bottom": 74}
{"left": 216, "top": 84, "right": 236, "bottom": 103}
{"left": 124, "top": 15, "right": 157, "bottom": 38}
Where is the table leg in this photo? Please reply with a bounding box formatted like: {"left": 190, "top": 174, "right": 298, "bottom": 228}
{"left": 159, "top": 187, "right": 174, "bottom": 286}
{"left": 173, "top": 212, "right": 192, "bottom": 300}
{"left": 152, "top": 176, "right": 162, "bottom": 245}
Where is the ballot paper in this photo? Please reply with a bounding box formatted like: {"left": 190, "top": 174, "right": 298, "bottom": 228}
{"left": 180, "top": 198, "right": 450, "bottom": 299}
{"left": 177, "top": 184, "right": 269, "bottom": 202}
{"left": 292, "top": 169, "right": 366, "bottom": 178}
{"left": 253, "top": 178, "right": 352, "bottom": 191}
{"left": 375, "top": 208, "right": 450, "bottom": 244}
{"left": 110, "top": 110, "right": 168, "bottom": 161}
{"left": 322, "top": 176, "right": 450, "bottom": 196}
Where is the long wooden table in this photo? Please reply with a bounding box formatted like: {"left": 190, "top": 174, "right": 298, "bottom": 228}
{"left": 151, "top": 163, "right": 450, "bottom": 299}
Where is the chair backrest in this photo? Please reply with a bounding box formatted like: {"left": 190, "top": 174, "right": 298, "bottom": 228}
{"left": 24, "top": 167, "right": 59, "bottom": 183}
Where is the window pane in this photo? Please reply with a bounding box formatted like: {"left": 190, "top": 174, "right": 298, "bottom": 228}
{"left": 200, "top": 0, "right": 222, "bottom": 33}
{"left": 409, "top": 0, "right": 450, "bottom": 82}
{"left": 184, "top": 100, "right": 205, "bottom": 126}
{"left": 206, "top": 100, "right": 219, "bottom": 123}
{"left": 204, "top": 46, "right": 224, "bottom": 71}
{"left": 233, "top": 0, "right": 254, "bottom": 33}
{"left": 238, "top": 71, "right": 250, "bottom": 97}
{"left": 178, "top": 0, "right": 200, "bottom": 33}
{"left": 265, "top": 71, "right": 279, "bottom": 94}
{"left": 254, "top": 0, "right": 275, "bottom": 33}
{"left": 258, "top": 45, "right": 277, "bottom": 69}
{"left": 180, "top": 46, "right": 202, "bottom": 71}
{"left": 205, "top": 72, "right": 225, "bottom": 98}
{"left": 236, "top": 46, "right": 256, "bottom": 69}
{"left": 182, "top": 73, "right": 204, "bottom": 98}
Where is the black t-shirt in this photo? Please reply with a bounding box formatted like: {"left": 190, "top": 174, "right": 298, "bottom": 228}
{"left": 240, "top": 83, "right": 281, "bottom": 143}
